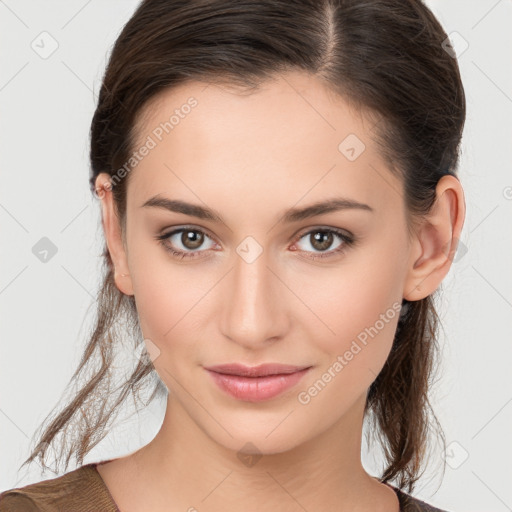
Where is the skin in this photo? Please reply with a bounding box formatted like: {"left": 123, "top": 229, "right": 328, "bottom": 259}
{"left": 94, "top": 70, "right": 465, "bottom": 512}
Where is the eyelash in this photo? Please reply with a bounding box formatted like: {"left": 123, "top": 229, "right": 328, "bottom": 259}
{"left": 155, "top": 226, "right": 356, "bottom": 261}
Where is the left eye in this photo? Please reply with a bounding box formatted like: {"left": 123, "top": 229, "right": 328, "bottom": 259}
{"left": 292, "top": 228, "right": 355, "bottom": 260}
{"left": 156, "top": 227, "right": 355, "bottom": 260}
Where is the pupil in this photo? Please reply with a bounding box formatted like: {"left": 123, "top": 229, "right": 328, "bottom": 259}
{"left": 312, "top": 231, "right": 332, "bottom": 251}
{"left": 182, "top": 230, "right": 203, "bottom": 249}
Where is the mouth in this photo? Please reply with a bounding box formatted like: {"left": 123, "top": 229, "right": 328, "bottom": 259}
{"left": 204, "top": 362, "right": 312, "bottom": 378}
{"left": 204, "top": 364, "right": 312, "bottom": 402}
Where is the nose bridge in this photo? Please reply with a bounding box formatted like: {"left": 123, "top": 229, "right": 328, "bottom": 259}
{"left": 219, "top": 237, "right": 287, "bottom": 347}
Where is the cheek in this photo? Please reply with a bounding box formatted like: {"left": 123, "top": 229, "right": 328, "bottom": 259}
{"left": 126, "top": 224, "right": 200, "bottom": 338}
{"left": 132, "top": 267, "right": 203, "bottom": 342}
{"left": 131, "top": 270, "right": 206, "bottom": 388}
{"left": 300, "top": 241, "right": 404, "bottom": 377}
{"left": 128, "top": 243, "right": 220, "bottom": 375}
{"left": 292, "top": 252, "right": 404, "bottom": 419}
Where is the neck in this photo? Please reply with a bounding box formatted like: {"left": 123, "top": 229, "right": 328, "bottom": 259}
{"left": 111, "top": 391, "right": 399, "bottom": 512}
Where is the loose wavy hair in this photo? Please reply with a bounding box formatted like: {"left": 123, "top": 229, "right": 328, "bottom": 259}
{"left": 21, "top": 0, "right": 465, "bottom": 494}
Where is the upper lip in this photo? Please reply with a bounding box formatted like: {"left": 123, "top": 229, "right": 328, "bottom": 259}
{"left": 204, "top": 363, "right": 311, "bottom": 377}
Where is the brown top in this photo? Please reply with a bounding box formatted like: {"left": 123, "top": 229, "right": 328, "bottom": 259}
{"left": 0, "top": 462, "right": 450, "bottom": 512}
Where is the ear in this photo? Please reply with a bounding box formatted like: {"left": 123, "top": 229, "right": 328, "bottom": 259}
{"left": 95, "top": 173, "right": 134, "bottom": 296}
{"left": 402, "top": 174, "right": 466, "bottom": 301}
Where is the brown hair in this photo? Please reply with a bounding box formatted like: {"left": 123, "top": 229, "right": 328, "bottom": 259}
{"left": 21, "top": 0, "right": 465, "bottom": 493}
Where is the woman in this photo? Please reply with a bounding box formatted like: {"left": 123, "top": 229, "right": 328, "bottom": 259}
{"left": 0, "top": 0, "right": 466, "bottom": 510}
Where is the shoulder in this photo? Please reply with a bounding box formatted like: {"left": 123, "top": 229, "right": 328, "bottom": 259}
{"left": 391, "top": 485, "right": 452, "bottom": 512}
{"left": 0, "top": 463, "right": 119, "bottom": 512}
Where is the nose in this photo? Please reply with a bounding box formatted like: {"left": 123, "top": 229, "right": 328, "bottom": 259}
{"left": 219, "top": 243, "right": 290, "bottom": 350}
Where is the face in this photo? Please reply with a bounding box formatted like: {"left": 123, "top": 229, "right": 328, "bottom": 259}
{"left": 104, "top": 71, "right": 415, "bottom": 454}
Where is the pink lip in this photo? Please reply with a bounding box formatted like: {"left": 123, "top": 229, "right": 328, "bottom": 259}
{"left": 204, "top": 364, "right": 312, "bottom": 402}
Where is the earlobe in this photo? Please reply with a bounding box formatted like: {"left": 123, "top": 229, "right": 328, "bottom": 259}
{"left": 95, "top": 173, "right": 134, "bottom": 296}
{"left": 402, "top": 175, "right": 466, "bottom": 301}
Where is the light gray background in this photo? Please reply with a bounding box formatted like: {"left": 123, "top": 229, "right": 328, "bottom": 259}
{"left": 1, "top": 1, "right": 511, "bottom": 510}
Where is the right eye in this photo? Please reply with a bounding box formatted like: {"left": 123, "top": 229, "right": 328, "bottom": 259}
{"left": 156, "top": 227, "right": 218, "bottom": 260}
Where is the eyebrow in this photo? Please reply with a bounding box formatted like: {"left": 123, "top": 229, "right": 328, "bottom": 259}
{"left": 141, "top": 195, "right": 374, "bottom": 224}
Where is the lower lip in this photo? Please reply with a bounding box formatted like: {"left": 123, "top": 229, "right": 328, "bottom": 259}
{"left": 205, "top": 368, "right": 311, "bottom": 402}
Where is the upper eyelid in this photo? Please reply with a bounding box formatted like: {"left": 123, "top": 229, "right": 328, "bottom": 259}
{"left": 293, "top": 225, "right": 351, "bottom": 239}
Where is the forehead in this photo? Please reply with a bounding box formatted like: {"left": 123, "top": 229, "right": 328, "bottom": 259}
{"left": 127, "top": 71, "right": 402, "bottom": 217}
